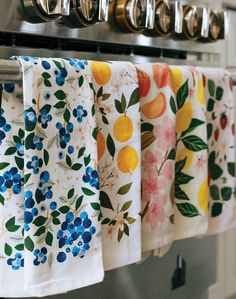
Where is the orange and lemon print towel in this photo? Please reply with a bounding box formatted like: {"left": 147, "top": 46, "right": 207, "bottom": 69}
{"left": 137, "top": 63, "right": 176, "bottom": 253}
{"left": 89, "top": 61, "right": 141, "bottom": 270}
{"left": 171, "top": 66, "right": 209, "bottom": 240}
{"left": 199, "top": 68, "right": 236, "bottom": 235}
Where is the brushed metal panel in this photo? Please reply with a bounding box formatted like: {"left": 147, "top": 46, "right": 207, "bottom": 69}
{"left": 0, "top": 1, "right": 223, "bottom": 54}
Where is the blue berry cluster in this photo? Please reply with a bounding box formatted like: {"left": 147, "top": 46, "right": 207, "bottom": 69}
{"left": 56, "top": 122, "right": 74, "bottom": 149}
{"left": 73, "top": 105, "right": 88, "bottom": 123}
{"left": 24, "top": 190, "right": 38, "bottom": 229}
{"left": 42, "top": 60, "right": 51, "bottom": 70}
{"left": 0, "top": 167, "right": 23, "bottom": 194}
{"left": 26, "top": 156, "right": 43, "bottom": 174}
{"left": 37, "top": 171, "right": 53, "bottom": 201}
{"left": 38, "top": 108, "right": 52, "bottom": 129}
{"left": 3, "top": 83, "right": 15, "bottom": 93}
{"left": 67, "top": 59, "right": 88, "bottom": 72}
{"left": 0, "top": 109, "right": 11, "bottom": 145}
{"left": 16, "top": 142, "right": 24, "bottom": 156}
{"left": 7, "top": 253, "right": 24, "bottom": 270}
{"left": 50, "top": 201, "right": 57, "bottom": 211}
{"left": 19, "top": 56, "right": 38, "bottom": 64}
{"left": 82, "top": 167, "right": 99, "bottom": 190}
{"left": 56, "top": 211, "right": 96, "bottom": 263}
{"left": 33, "top": 247, "right": 47, "bottom": 266}
{"left": 43, "top": 91, "right": 51, "bottom": 101}
{"left": 24, "top": 108, "right": 37, "bottom": 129}
{"left": 54, "top": 66, "right": 68, "bottom": 86}
{"left": 28, "top": 134, "right": 43, "bottom": 151}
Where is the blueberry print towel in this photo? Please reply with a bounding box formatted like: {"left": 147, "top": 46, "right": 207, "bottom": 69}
{"left": 89, "top": 61, "right": 141, "bottom": 270}
{"left": 137, "top": 63, "right": 175, "bottom": 253}
{"left": 199, "top": 68, "right": 236, "bottom": 235}
{"left": 0, "top": 83, "right": 28, "bottom": 297}
{"left": 10, "top": 57, "right": 104, "bottom": 297}
{"left": 170, "top": 66, "right": 209, "bottom": 240}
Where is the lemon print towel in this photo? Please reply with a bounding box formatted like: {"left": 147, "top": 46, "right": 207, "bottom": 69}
{"left": 199, "top": 68, "right": 236, "bottom": 234}
{"left": 3, "top": 57, "right": 104, "bottom": 297}
{"left": 137, "top": 63, "right": 176, "bottom": 253}
{"left": 171, "top": 66, "right": 209, "bottom": 240}
{"left": 89, "top": 61, "right": 141, "bottom": 270}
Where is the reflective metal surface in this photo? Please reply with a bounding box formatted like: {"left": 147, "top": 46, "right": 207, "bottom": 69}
{"left": 0, "top": 1, "right": 224, "bottom": 53}
{"left": 21, "top": 0, "right": 70, "bottom": 23}
{"left": 156, "top": 1, "right": 173, "bottom": 35}
{"left": 209, "top": 10, "right": 221, "bottom": 41}
{"left": 184, "top": 5, "right": 200, "bottom": 39}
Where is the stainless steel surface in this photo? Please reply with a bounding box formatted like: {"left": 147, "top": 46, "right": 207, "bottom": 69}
{"left": 224, "top": 11, "right": 230, "bottom": 40}
{"left": 145, "top": 0, "right": 155, "bottom": 29}
{"left": 126, "top": 0, "right": 147, "bottom": 28}
{"left": 184, "top": 6, "right": 200, "bottom": 38}
{"left": 155, "top": 0, "right": 173, "bottom": 35}
{"left": 61, "top": 0, "right": 70, "bottom": 16}
{"left": 78, "top": 0, "right": 98, "bottom": 22}
{"left": 209, "top": 10, "right": 221, "bottom": 40}
{"left": 0, "top": 2, "right": 224, "bottom": 53}
{"left": 201, "top": 7, "right": 210, "bottom": 37}
{"left": 21, "top": 0, "right": 70, "bottom": 23}
{"left": 174, "top": 1, "right": 183, "bottom": 33}
{"left": 0, "top": 60, "right": 22, "bottom": 84}
{"left": 35, "top": 0, "right": 62, "bottom": 15}
{"left": 21, "top": 0, "right": 60, "bottom": 22}
{"left": 98, "top": 0, "right": 109, "bottom": 22}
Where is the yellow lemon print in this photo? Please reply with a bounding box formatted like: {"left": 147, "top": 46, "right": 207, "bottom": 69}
{"left": 171, "top": 67, "right": 183, "bottom": 95}
{"left": 117, "top": 146, "right": 139, "bottom": 173}
{"left": 176, "top": 102, "right": 192, "bottom": 134}
{"left": 176, "top": 148, "right": 194, "bottom": 170}
{"left": 113, "top": 115, "right": 134, "bottom": 143}
{"left": 97, "top": 131, "right": 106, "bottom": 160}
{"left": 197, "top": 180, "right": 209, "bottom": 212}
{"left": 91, "top": 61, "right": 111, "bottom": 86}
{"left": 196, "top": 77, "right": 205, "bottom": 105}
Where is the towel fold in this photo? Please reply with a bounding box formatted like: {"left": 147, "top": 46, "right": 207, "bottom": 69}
{"left": 199, "top": 68, "right": 236, "bottom": 235}
{"left": 0, "top": 57, "right": 104, "bottom": 297}
{"left": 170, "top": 66, "right": 209, "bottom": 240}
{"left": 0, "top": 83, "right": 28, "bottom": 297}
{"left": 89, "top": 61, "right": 141, "bottom": 271}
{"left": 137, "top": 63, "right": 175, "bottom": 253}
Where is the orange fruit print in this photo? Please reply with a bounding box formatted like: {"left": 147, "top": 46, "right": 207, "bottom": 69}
{"left": 141, "top": 92, "right": 166, "bottom": 119}
{"left": 137, "top": 68, "right": 151, "bottom": 97}
{"left": 152, "top": 64, "right": 172, "bottom": 89}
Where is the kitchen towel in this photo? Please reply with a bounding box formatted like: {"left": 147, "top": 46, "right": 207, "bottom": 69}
{"left": 171, "top": 66, "right": 209, "bottom": 240}
{"left": 137, "top": 63, "right": 175, "bottom": 253}
{"left": 13, "top": 56, "right": 104, "bottom": 297}
{"left": 89, "top": 61, "right": 141, "bottom": 270}
{"left": 199, "top": 67, "right": 236, "bottom": 235}
{"left": 0, "top": 83, "right": 27, "bottom": 297}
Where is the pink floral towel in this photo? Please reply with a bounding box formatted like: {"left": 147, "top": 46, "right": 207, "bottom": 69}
{"left": 138, "top": 63, "right": 176, "bottom": 252}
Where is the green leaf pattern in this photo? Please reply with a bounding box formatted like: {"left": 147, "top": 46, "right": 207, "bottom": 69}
{"left": 202, "top": 68, "right": 236, "bottom": 223}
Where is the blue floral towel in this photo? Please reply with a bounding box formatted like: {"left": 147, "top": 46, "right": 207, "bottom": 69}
{"left": 0, "top": 83, "right": 26, "bottom": 297}
{"left": 0, "top": 57, "right": 104, "bottom": 297}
